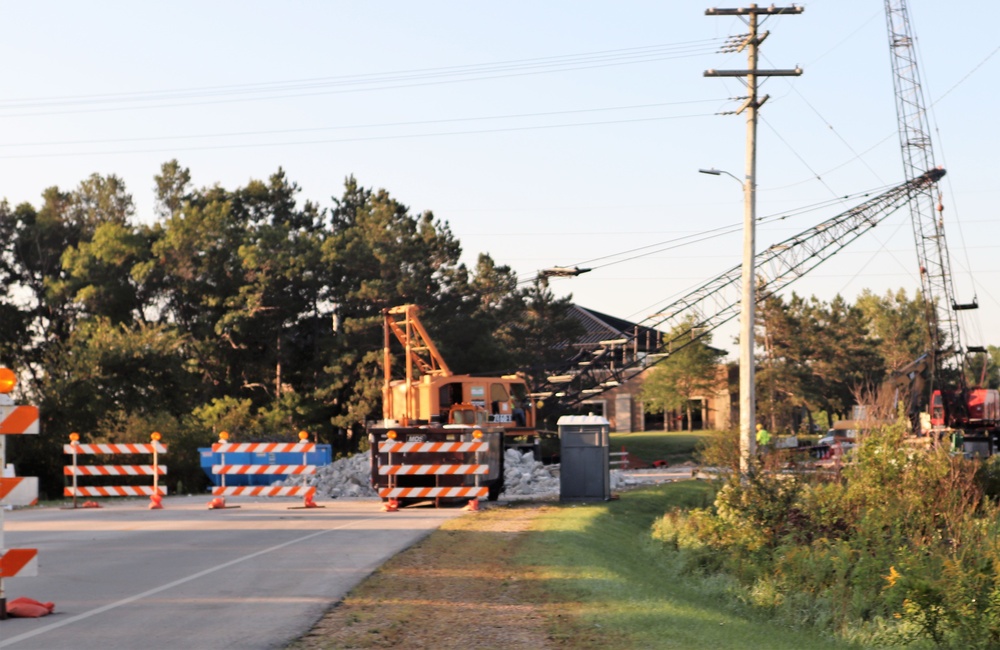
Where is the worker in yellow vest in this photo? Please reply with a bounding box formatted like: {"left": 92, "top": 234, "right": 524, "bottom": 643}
{"left": 755, "top": 423, "right": 771, "bottom": 449}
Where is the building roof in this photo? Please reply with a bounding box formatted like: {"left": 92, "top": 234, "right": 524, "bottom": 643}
{"left": 568, "top": 305, "right": 662, "bottom": 351}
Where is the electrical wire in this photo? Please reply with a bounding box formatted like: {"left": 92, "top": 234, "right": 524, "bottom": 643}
{"left": 520, "top": 183, "right": 899, "bottom": 287}
{"left": 759, "top": 114, "right": 848, "bottom": 201}
{"left": 0, "top": 41, "right": 724, "bottom": 118}
{"left": 0, "top": 99, "right": 722, "bottom": 149}
{"left": 761, "top": 48, "right": 890, "bottom": 190}
{"left": 0, "top": 111, "right": 718, "bottom": 160}
{"left": 921, "top": 39, "right": 1000, "bottom": 350}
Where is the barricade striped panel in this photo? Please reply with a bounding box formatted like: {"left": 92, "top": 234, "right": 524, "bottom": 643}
{"left": 378, "top": 441, "right": 488, "bottom": 453}
{"left": 64, "top": 465, "right": 167, "bottom": 476}
{"left": 211, "top": 486, "right": 316, "bottom": 498}
{"left": 379, "top": 486, "right": 488, "bottom": 499}
{"left": 211, "top": 464, "right": 316, "bottom": 475}
{"left": 63, "top": 443, "right": 167, "bottom": 455}
{"left": 0, "top": 405, "right": 40, "bottom": 434}
{"left": 0, "top": 476, "right": 39, "bottom": 506}
{"left": 0, "top": 548, "right": 38, "bottom": 578}
{"left": 211, "top": 442, "right": 315, "bottom": 453}
{"left": 379, "top": 464, "right": 488, "bottom": 476}
{"left": 64, "top": 486, "right": 167, "bottom": 497}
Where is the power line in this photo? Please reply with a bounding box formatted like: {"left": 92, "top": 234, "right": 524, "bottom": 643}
{"left": 519, "top": 183, "right": 899, "bottom": 286}
{"left": 0, "top": 41, "right": 724, "bottom": 118}
{"left": 0, "top": 99, "right": 722, "bottom": 149}
{"left": 0, "top": 111, "right": 717, "bottom": 160}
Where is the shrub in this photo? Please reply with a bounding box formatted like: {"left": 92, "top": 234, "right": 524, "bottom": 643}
{"left": 655, "top": 416, "right": 1000, "bottom": 647}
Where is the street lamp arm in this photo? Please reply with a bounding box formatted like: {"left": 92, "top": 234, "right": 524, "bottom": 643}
{"left": 540, "top": 266, "right": 592, "bottom": 279}
{"left": 699, "top": 168, "right": 743, "bottom": 185}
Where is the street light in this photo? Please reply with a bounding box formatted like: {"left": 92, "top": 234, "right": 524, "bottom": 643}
{"left": 539, "top": 266, "right": 592, "bottom": 279}
{"left": 698, "top": 168, "right": 741, "bottom": 184}
{"left": 700, "top": 166, "right": 756, "bottom": 474}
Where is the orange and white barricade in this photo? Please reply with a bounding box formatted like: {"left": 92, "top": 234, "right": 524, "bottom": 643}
{"left": 209, "top": 431, "right": 319, "bottom": 509}
{"left": 63, "top": 432, "right": 167, "bottom": 509}
{"left": 1, "top": 366, "right": 44, "bottom": 619}
{"left": 378, "top": 432, "right": 490, "bottom": 511}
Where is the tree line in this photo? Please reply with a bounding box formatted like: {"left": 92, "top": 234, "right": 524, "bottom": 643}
{"left": 642, "top": 289, "right": 1000, "bottom": 433}
{"left": 0, "top": 161, "right": 581, "bottom": 495}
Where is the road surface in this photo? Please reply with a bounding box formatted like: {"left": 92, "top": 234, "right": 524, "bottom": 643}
{"left": 0, "top": 496, "right": 465, "bottom": 649}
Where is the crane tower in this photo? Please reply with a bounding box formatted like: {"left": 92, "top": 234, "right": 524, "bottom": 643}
{"left": 884, "top": 0, "right": 974, "bottom": 385}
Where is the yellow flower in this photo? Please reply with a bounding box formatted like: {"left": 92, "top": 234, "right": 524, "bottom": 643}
{"left": 883, "top": 566, "right": 901, "bottom": 588}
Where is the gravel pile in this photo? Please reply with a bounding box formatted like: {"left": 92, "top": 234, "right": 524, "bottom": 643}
{"left": 283, "top": 451, "right": 378, "bottom": 498}
{"left": 500, "top": 449, "right": 674, "bottom": 497}
{"left": 283, "top": 448, "right": 667, "bottom": 500}
{"left": 501, "top": 449, "right": 560, "bottom": 498}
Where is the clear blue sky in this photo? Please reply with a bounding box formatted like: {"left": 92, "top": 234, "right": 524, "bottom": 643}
{"left": 2, "top": 1, "right": 998, "bottom": 357}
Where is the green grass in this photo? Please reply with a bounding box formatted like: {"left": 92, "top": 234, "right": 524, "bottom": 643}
{"left": 517, "top": 482, "right": 861, "bottom": 649}
{"left": 610, "top": 429, "right": 719, "bottom": 465}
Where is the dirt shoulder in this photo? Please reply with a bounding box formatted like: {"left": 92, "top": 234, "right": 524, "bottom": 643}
{"left": 287, "top": 502, "right": 601, "bottom": 649}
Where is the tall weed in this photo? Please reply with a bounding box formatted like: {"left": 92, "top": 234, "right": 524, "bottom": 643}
{"left": 653, "top": 418, "right": 1000, "bottom": 647}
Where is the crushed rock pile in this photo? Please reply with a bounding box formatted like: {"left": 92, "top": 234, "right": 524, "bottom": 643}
{"left": 283, "top": 451, "right": 378, "bottom": 498}
{"left": 499, "top": 449, "right": 672, "bottom": 497}
{"left": 501, "top": 449, "right": 560, "bottom": 498}
{"left": 283, "top": 448, "right": 662, "bottom": 500}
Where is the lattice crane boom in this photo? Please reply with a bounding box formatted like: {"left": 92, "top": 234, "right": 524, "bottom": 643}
{"left": 535, "top": 169, "right": 945, "bottom": 407}
{"left": 884, "top": 0, "right": 969, "bottom": 379}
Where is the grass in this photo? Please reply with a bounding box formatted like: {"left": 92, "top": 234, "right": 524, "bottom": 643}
{"left": 609, "top": 429, "right": 719, "bottom": 465}
{"left": 516, "top": 483, "right": 862, "bottom": 649}
{"left": 290, "top": 431, "right": 858, "bottom": 648}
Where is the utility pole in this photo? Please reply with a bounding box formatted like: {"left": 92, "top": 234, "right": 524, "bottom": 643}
{"left": 704, "top": 4, "right": 802, "bottom": 474}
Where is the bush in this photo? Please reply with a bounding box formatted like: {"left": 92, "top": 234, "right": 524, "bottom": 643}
{"left": 655, "top": 417, "right": 1000, "bottom": 647}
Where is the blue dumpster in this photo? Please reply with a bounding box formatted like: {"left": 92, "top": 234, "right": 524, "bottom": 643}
{"left": 199, "top": 445, "right": 333, "bottom": 486}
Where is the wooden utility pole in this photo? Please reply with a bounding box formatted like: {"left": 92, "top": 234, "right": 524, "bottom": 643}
{"left": 704, "top": 4, "right": 802, "bottom": 474}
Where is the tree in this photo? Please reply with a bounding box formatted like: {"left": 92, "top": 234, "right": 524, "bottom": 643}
{"left": 154, "top": 159, "right": 192, "bottom": 218}
{"left": 756, "top": 293, "right": 813, "bottom": 431}
{"left": 855, "top": 288, "right": 929, "bottom": 370}
{"left": 317, "top": 176, "right": 471, "bottom": 439}
{"left": 757, "top": 292, "right": 884, "bottom": 432}
{"left": 640, "top": 317, "right": 725, "bottom": 431}
{"left": 2, "top": 165, "right": 599, "bottom": 494}
{"left": 499, "top": 277, "right": 584, "bottom": 376}
{"left": 58, "top": 221, "right": 152, "bottom": 324}
{"left": 965, "top": 345, "right": 1000, "bottom": 389}
{"left": 808, "top": 294, "right": 885, "bottom": 422}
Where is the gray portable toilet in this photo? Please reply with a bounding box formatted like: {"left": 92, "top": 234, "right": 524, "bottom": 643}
{"left": 557, "top": 414, "right": 611, "bottom": 502}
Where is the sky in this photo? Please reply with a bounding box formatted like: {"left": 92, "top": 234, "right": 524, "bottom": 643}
{"left": 1, "top": 1, "right": 998, "bottom": 359}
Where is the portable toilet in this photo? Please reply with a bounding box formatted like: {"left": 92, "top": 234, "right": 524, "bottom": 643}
{"left": 557, "top": 414, "right": 611, "bottom": 502}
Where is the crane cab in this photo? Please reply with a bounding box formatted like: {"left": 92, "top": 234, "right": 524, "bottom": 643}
{"left": 930, "top": 387, "right": 1000, "bottom": 429}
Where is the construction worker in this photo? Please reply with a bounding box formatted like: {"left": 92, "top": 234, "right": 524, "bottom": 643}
{"left": 755, "top": 423, "right": 771, "bottom": 449}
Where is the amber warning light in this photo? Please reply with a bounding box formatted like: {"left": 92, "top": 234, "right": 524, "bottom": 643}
{"left": 0, "top": 367, "right": 16, "bottom": 394}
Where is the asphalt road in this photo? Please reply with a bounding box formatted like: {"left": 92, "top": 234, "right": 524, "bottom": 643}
{"left": 0, "top": 496, "right": 466, "bottom": 649}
